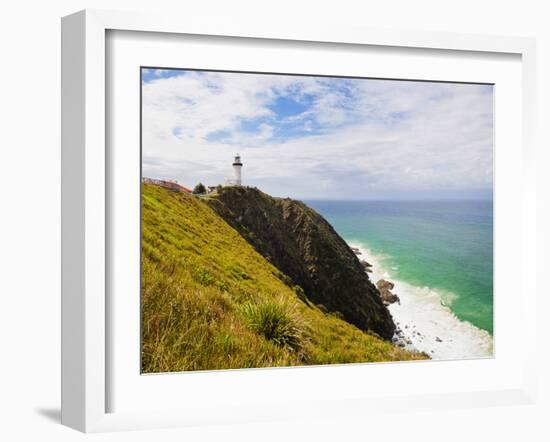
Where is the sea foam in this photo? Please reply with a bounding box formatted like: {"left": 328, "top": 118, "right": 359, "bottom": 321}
{"left": 350, "top": 242, "right": 494, "bottom": 360}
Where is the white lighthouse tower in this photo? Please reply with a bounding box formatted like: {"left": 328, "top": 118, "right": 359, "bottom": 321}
{"left": 232, "top": 153, "right": 243, "bottom": 186}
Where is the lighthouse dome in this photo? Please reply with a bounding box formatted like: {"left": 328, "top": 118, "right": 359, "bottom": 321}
{"left": 232, "top": 154, "right": 242, "bottom": 166}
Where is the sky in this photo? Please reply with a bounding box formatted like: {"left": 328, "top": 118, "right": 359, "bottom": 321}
{"left": 141, "top": 68, "right": 494, "bottom": 200}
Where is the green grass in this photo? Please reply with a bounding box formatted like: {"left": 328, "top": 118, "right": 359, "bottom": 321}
{"left": 141, "top": 184, "right": 427, "bottom": 373}
{"left": 240, "top": 296, "right": 309, "bottom": 358}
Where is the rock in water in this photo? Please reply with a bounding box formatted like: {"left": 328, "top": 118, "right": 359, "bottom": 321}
{"left": 377, "top": 279, "right": 395, "bottom": 291}
{"left": 207, "top": 186, "right": 396, "bottom": 339}
{"left": 376, "top": 279, "right": 401, "bottom": 305}
{"left": 350, "top": 247, "right": 362, "bottom": 255}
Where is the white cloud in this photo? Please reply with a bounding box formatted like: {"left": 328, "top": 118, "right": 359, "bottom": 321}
{"left": 142, "top": 71, "right": 493, "bottom": 200}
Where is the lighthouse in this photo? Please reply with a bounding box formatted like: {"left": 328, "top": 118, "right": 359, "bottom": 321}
{"left": 232, "top": 153, "right": 243, "bottom": 186}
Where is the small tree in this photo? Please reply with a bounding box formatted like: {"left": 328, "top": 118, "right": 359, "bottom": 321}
{"left": 193, "top": 182, "right": 206, "bottom": 194}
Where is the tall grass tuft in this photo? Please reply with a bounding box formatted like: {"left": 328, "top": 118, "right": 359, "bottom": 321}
{"left": 240, "top": 297, "right": 309, "bottom": 356}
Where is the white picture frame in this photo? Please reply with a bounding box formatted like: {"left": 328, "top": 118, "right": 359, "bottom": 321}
{"left": 61, "top": 9, "right": 537, "bottom": 433}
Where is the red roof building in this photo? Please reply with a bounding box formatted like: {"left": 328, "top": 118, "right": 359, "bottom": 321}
{"left": 142, "top": 177, "right": 192, "bottom": 193}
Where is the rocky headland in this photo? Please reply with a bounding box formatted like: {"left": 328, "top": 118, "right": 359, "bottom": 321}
{"left": 141, "top": 183, "right": 428, "bottom": 372}
{"left": 208, "top": 186, "right": 397, "bottom": 340}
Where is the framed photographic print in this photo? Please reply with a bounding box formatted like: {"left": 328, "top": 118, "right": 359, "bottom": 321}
{"left": 61, "top": 9, "right": 537, "bottom": 432}
{"left": 140, "top": 67, "right": 494, "bottom": 372}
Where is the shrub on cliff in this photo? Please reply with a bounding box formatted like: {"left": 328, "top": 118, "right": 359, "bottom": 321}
{"left": 193, "top": 182, "right": 206, "bottom": 194}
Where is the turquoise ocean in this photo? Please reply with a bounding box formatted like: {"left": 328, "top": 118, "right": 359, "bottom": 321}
{"left": 306, "top": 199, "right": 494, "bottom": 358}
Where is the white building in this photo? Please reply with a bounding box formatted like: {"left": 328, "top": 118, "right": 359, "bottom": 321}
{"left": 225, "top": 154, "right": 243, "bottom": 186}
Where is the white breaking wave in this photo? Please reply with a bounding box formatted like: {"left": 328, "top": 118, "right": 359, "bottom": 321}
{"left": 349, "top": 241, "right": 494, "bottom": 360}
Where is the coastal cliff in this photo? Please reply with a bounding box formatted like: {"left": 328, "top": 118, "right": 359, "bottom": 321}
{"left": 141, "top": 184, "right": 425, "bottom": 372}
{"left": 207, "top": 186, "right": 396, "bottom": 339}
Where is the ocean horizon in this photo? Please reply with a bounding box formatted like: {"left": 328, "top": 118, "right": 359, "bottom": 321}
{"left": 306, "top": 198, "right": 494, "bottom": 359}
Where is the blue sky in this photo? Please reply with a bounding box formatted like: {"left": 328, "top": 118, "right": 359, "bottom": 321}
{"left": 141, "top": 68, "right": 493, "bottom": 200}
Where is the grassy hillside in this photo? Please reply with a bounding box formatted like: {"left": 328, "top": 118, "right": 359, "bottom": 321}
{"left": 141, "top": 184, "right": 427, "bottom": 373}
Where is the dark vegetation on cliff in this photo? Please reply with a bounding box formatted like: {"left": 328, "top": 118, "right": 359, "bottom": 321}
{"left": 141, "top": 184, "right": 426, "bottom": 372}
{"left": 207, "top": 186, "right": 396, "bottom": 339}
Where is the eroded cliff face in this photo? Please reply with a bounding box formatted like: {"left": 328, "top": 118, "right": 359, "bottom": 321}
{"left": 207, "top": 186, "right": 396, "bottom": 339}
